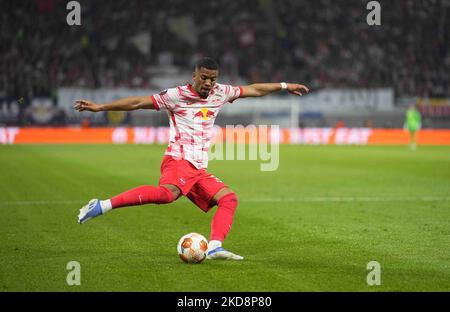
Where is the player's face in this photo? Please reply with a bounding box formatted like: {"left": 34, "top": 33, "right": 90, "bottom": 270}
{"left": 193, "top": 67, "right": 218, "bottom": 98}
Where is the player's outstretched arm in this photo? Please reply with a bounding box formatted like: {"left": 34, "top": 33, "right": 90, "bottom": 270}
{"left": 241, "top": 83, "right": 309, "bottom": 98}
{"left": 74, "top": 96, "right": 156, "bottom": 112}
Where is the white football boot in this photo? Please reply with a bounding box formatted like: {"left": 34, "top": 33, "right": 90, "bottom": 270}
{"left": 78, "top": 199, "right": 103, "bottom": 224}
{"left": 206, "top": 246, "right": 244, "bottom": 260}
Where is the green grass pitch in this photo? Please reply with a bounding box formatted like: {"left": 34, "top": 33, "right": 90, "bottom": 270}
{"left": 0, "top": 144, "right": 449, "bottom": 291}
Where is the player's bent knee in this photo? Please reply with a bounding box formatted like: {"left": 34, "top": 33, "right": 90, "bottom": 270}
{"left": 161, "top": 184, "right": 181, "bottom": 202}
{"left": 213, "top": 187, "right": 235, "bottom": 203}
{"left": 217, "top": 191, "right": 238, "bottom": 207}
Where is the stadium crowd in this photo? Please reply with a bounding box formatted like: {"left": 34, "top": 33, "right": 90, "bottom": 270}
{"left": 1, "top": 0, "right": 448, "bottom": 99}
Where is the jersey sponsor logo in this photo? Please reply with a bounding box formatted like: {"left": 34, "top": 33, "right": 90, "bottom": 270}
{"left": 194, "top": 108, "right": 215, "bottom": 120}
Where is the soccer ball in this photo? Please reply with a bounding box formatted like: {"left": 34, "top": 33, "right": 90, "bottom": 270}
{"left": 177, "top": 233, "right": 208, "bottom": 264}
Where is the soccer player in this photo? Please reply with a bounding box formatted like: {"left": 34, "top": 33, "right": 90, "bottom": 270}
{"left": 74, "top": 57, "right": 309, "bottom": 260}
{"left": 404, "top": 104, "right": 422, "bottom": 150}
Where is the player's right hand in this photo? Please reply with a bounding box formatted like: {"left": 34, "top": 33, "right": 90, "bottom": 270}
{"left": 74, "top": 100, "right": 102, "bottom": 112}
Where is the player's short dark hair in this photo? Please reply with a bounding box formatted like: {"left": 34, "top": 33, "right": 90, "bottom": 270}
{"left": 195, "top": 57, "right": 219, "bottom": 71}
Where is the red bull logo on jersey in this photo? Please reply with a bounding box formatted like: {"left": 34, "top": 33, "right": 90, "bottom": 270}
{"left": 194, "top": 108, "right": 215, "bottom": 120}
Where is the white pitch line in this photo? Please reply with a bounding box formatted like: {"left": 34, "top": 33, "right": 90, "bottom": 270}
{"left": 0, "top": 197, "right": 449, "bottom": 206}
{"left": 247, "top": 196, "right": 450, "bottom": 203}
{"left": 244, "top": 197, "right": 450, "bottom": 203}
{"left": 0, "top": 200, "right": 86, "bottom": 206}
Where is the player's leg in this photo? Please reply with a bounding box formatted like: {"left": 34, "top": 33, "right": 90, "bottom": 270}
{"left": 109, "top": 184, "right": 180, "bottom": 208}
{"left": 78, "top": 184, "right": 180, "bottom": 224}
{"left": 206, "top": 187, "right": 243, "bottom": 260}
{"left": 409, "top": 129, "right": 417, "bottom": 150}
{"left": 209, "top": 187, "right": 236, "bottom": 243}
{"left": 187, "top": 175, "right": 243, "bottom": 260}
{"left": 78, "top": 155, "right": 193, "bottom": 224}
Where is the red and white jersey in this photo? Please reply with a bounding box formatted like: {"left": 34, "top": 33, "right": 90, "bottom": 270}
{"left": 151, "top": 83, "right": 242, "bottom": 169}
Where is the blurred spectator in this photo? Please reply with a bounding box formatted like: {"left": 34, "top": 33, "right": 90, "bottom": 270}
{"left": 81, "top": 118, "right": 90, "bottom": 128}
{"left": 334, "top": 119, "right": 346, "bottom": 128}
{"left": 363, "top": 119, "right": 374, "bottom": 128}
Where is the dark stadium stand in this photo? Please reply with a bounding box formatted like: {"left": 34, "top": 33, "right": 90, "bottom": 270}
{"left": 1, "top": 0, "right": 448, "bottom": 99}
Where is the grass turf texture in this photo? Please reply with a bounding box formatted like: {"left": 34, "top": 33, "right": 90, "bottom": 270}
{"left": 0, "top": 144, "right": 449, "bottom": 291}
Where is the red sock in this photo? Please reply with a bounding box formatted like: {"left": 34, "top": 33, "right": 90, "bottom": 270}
{"left": 210, "top": 193, "right": 238, "bottom": 241}
{"left": 111, "top": 185, "right": 174, "bottom": 209}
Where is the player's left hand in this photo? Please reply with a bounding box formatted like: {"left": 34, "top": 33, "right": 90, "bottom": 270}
{"left": 287, "top": 84, "right": 309, "bottom": 96}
